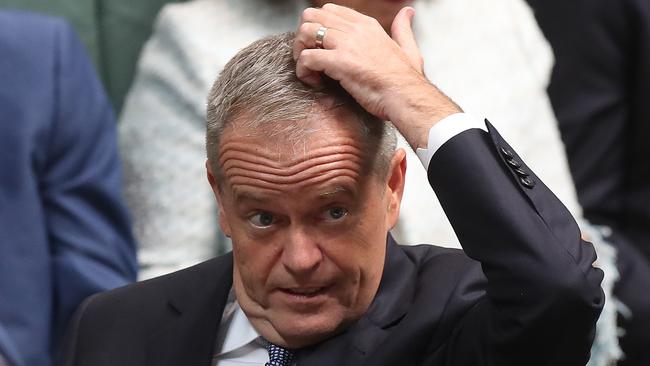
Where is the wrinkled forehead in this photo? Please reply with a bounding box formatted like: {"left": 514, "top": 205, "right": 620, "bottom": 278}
{"left": 219, "top": 106, "right": 367, "bottom": 156}
{"left": 217, "top": 132, "right": 370, "bottom": 203}
{"left": 214, "top": 110, "right": 376, "bottom": 193}
{"left": 224, "top": 116, "right": 362, "bottom": 159}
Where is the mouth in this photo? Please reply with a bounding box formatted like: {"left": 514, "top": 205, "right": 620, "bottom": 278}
{"left": 280, "top": 286, "right": 328, "bottom": 298}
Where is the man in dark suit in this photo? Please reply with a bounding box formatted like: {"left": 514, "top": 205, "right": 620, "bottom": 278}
{"left": 61, "top": 5, "right": 603, "bottom": 365}
{"left": 525, "top": 1, "right": 650, "bottom": 364}
{"left": 0, "top": 11, "right": 138, "bottom": 366}
{"left": 527, "top": 0, "right": 650, "bottom": 260}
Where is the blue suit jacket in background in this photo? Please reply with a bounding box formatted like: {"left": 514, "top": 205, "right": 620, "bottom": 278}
{"left": 0, "top": 10, "right": 138, "bottom": 366}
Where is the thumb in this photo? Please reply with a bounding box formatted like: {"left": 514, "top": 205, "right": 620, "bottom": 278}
{"left": 391, "top": 7, "right": 423, "bottom": 73}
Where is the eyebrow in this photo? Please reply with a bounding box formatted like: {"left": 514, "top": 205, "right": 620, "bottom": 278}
{"left": 317, "top": 185, "right": 356, "bottom": 200}
{"left": 233, "top": 185, "right": 357, "bottom": 204}
{"left": 234, "top": 191, "right": 272, "bottom": 205}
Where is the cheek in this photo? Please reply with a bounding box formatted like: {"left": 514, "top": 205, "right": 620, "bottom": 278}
{"left": 233, "top": 240, "right": 278, "bottom": 296}
{"left": 346, "top": 202, "right": 389, "bottom": 286}
{"left": 353, "top": 232, "right": 386, "bottom": 279}
{"left": 326, "top": 227, "right": 386, "bottom": 287}
{"left": 324, "top": 234, "right": 385, "bottom": 320}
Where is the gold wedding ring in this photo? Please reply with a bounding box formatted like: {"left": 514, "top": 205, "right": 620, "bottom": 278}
{"left": 315, "top": 26, "right": 328, "bottom": 49}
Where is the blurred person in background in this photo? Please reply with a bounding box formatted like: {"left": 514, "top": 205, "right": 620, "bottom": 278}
{"left": 0, "top": 10, "right": 138, "bottom": 366}
{"left": 526, "top": 0, "right": 650, "bottom": 364}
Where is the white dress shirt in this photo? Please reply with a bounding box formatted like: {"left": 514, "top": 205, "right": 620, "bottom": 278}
{"left": 212, "top": 296, "right": 269, "bottom": 365}
{"left": 212, "top": 113, "right": 486, "bottom": 365}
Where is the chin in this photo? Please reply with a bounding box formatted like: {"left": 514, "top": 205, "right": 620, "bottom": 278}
{"left": 274, "top": 311, "right": 350, "bottom": 348}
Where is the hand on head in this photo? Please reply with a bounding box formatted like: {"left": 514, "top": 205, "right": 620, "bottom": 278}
{"left": 310, "top": 0, "right": 416, "bottom": 32}
{"left": 293, "top": 4, "right": 462, "bottom": 150}
{"left": 293, "top": 5, "right": 424, "bottom": 118}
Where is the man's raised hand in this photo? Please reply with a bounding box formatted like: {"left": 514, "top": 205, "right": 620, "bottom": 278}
{"left": 293, "top": 4, "right": 461, "bottom": 150}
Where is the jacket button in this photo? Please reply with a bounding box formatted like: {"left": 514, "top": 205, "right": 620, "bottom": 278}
{"left": 500, "top": 147, "right": 514, "bottom": 159}
{"left": 521, "top": 176, "right": 536, "bottom": 188}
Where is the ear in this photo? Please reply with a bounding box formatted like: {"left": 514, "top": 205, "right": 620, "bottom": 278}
{"left": 385, "top": 148, "right": 407, "bottom": 230}
{"left": 206, "top": 160, "right": 232, "bottom": 237}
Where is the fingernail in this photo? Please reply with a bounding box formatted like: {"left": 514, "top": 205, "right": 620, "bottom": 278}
{"left": 406, "top": 7, "right": 415, "bottom": 19}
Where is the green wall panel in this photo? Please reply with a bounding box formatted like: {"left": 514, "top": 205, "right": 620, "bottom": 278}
{"left": 0, "top": 0, "right": 185, "bottom": 113}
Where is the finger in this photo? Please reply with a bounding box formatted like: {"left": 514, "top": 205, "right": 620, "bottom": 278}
{"left": 296, "top": 48, "right": 326, "bottom": 87}
{"left": 296, "top": 48, "right": 343, "bottom": 87}
{"left": 320, "top": 3, "right": 384, "bottom": 31}
{"left": 391, "top": 7, "right": 423, "bottom": 72}
{"left": 296, "top": 67, "right": 323, "bottom": 88}
{"left": 320, "top": 3, "right": 362, "bottom": 22}
{"left": 293, "top": 22, "right": 321, "bottom": 61}
{"left": 301, "top": 7, "right": 351, "bottom": 31}
{"left": 293, "top": 22, "right": 342, "bottom": 60}
{"left": 293, "top": 22, "right": 315, "bottom": 61}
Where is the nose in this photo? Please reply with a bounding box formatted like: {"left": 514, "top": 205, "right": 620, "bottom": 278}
{"left": 281, "top": 226, "right": 323, "bottom": 275}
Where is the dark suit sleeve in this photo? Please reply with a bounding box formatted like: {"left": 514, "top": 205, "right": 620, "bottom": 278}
{"left": 42, "top": 20, "right": 138, "bottom": 345}
{"left": 426, "top": 122, "right": 604, "bottom": 365}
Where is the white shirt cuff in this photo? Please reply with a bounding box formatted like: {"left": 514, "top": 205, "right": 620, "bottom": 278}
{"left": 415, "top": 113, "right": 487, "bottom": 169}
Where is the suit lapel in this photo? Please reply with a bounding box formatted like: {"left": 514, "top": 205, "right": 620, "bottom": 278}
{"left": 146, "top": 254, "right": 234, "bottom": 366}
{"left": 297, "top": 236, "right": 416, "bottom": 365}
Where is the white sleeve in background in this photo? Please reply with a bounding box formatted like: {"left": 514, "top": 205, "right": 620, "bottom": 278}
{"left": 415, "top": 113, "right": 487, "bottom": 169}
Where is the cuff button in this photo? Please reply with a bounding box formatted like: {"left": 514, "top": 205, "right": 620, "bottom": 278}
{"left": 507, "top": 159, "right": 522, "bottom": 169}
{"left": 500, "top": 146, "right": 514, "bottom": 159}
{"left": 514, "top": 167, "right": 529, "bottom": 177}
{"left": 521, "top": 176, "right": 536, "bottom": 188}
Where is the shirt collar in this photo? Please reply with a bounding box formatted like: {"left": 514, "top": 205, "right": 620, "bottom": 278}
{"left": 214, "top": 289, "right": 263, "bottom": 356}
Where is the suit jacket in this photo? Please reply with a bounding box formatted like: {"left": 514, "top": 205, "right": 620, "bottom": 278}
{"left": 0, "top": 11, "right": 138, "bottom": 366}
{"left": 527, "top": 0, "right": 650, "bottom": 259}
{"left": 61, "top": 123, "right": 604, "bottom": 365}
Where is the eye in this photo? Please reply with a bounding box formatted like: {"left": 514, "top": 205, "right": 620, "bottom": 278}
{"left": 249, "top": 212, "right": 275, "bottom": 228}
{"left": 320, "top": 207, "right": 348, "bottom": 222}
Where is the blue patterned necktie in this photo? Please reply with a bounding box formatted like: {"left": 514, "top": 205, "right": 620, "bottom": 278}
{"left": 264, "top": 339, "right": 295, "bottom": 366}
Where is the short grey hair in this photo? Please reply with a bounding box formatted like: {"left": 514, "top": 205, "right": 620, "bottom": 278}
{"left": 206, "top": 32, "right": 397, "bottom": 181}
